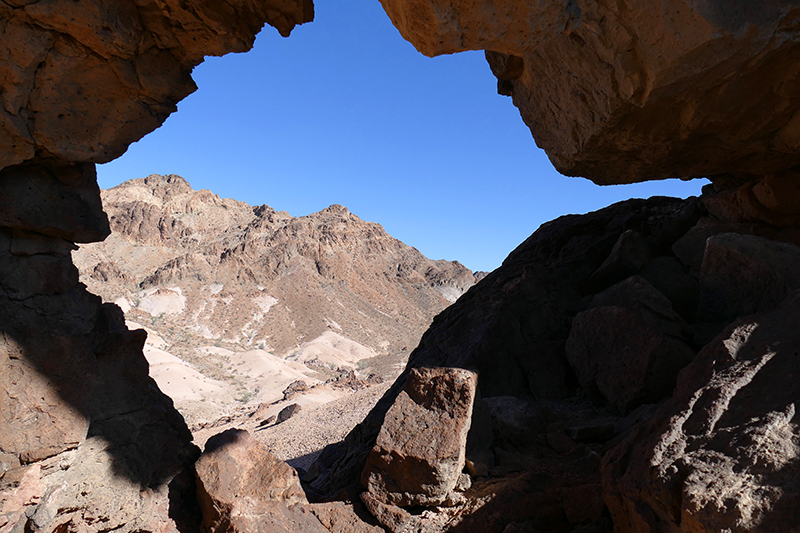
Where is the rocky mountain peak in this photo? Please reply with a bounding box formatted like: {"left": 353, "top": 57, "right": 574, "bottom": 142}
{"left": 74, "top": 174, "right": 478, "bottom": 394}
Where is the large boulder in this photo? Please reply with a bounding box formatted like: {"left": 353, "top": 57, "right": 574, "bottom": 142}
{"left": 380, "top": 0, "right": 800, "bottom": 184}
{"left": 361, "top": 367, "right": 478, "bottom": 508}
{"left": 697, "top": 232, "right": 800, "bottom": 323}
{"left": 603, "top": 291, "right": 800, "bottom": 532}
{"left": 566, "top": 276, "right": 696, "bottom": 413}
{"left": 194, "top": 428, "right": 323, "bottom": 533}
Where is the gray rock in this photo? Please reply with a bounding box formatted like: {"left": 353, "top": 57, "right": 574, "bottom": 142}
{"left": 277, "top": 403, "right": 302, "bottom": 424}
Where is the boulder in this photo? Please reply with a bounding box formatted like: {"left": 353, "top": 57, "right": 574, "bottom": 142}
{"left": 361, "top": 367, "right": 478, "bottom": 507}
{"left": 381, "top": 0, "right": 800, "bottom": 184}
{"left": 588, "top": 229, "right": 651, "bottom": 290}
{"left": 278, "top": 403, "right": 303, "bottom": 424}
{"left": 603, "top": 291, "right": 800, "bottom": 532}
{"left": 697, "top": 233, "right": 800, "bottom": 323}
{"left": 639, "top": 256, "right": 700, "bottom": 320}
{"left": 194, "top": 429, "right": 314, "bottom": 533}
{"left": 566, "top": 276, "right": 695, "bottom": 413}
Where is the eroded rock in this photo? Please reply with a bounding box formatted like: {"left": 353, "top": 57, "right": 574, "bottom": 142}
{"left": 382, "top": 0, "right": 800, "bottom": 184}
{"left": 566, "top": 276, "right": 695, "bottom": 413}
{"left": 697, "top": 232, "right": 800, "bottom": 323}
{"left": 603, "top": 291, "right": 800, "bottom": 532}
{"left": 195, "top": 428, "right": 310, "bottom": 532}
{"left": 362, "top": 367, "right": 478, "bottom": 508}
{"left": 0, "top": 1, "right": 313, "bottom": 171}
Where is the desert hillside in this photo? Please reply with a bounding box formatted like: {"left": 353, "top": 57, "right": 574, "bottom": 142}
{"left": 72, "top": 173, "right": 478, "bottom": 423}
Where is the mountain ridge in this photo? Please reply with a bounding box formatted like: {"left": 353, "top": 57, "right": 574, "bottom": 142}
{"left": 73, "top": 173, "right": 478, "bottom": 422}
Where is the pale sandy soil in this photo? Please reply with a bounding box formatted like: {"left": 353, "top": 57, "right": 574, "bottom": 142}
{"left": 191, "top": 381, "right": 390, "bottom": 471}
{"left": 132, "top": 317, "right": 390, "bottom": 468}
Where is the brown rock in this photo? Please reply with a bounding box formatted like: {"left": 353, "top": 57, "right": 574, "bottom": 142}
{"left": 283, "top": 380, "right": 309, "bottom": 401}
{"left": 195, "top": 429, "right": 309, "bottom": 533}
{"left": 0, "top": 1, "right": 313, "bottom": 172}
{"left": 703, "top": 171, "right": 800, "bottom": 228}
{"left": 310, "top": 501, "right": 385, "bottom": 533}
{"left": 362, "top": 367, "right": 478, "bottom": 507}
{"left": 588, "top": 229, "right": 651, "bottom": 290}
{"left": 381, "top": 0, "right": 800, "bottom": 184}
{"left": 0, "top": 162, "right": 108, "bottom": 242}
{"left": 566, "top": 276, "right": 695, "bottom": 413}
{"left": 603, "top": 291, "right": 800, "bottom": 532}
{"left": 697, "top": 232, "right": 800, "bottom": 323}
{"left": 360, "top": 491, "right": 413, "bottom": 533}
{"left": 89, "top": 260, "right": 130, "bottom": 283}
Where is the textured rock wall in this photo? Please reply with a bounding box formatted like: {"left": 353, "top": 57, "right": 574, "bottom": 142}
{"left": 318, "top": 186, "right": 800, "bottom": 532}
{"left": 381, "top": 0, "right": 800, "bottom": 184}
{"left": 0, "top": 1, "right": 313, "bottom": 531}
{"left": 0, "top": 0, "right": 312, "bottom": 170}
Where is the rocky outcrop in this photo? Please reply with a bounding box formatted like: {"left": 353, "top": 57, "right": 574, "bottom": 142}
{"left": 603, "top": 291, "right": 800, "bottom": 532}
{"left": 0, "top": 1, "right": 312, "bottom": 172}
{"left": 194, "top": 429, "right": 314, "bottom": 533}
{"left": 312, "top": 195, "right": 705, "bottom": 499}
{"left": 566, "top": 276, "right": 695, "bottom": 413}
{"left": 0, "top": 225, "right": 199, "bottom": 532}
{"left": 4, "top": 0, "right": 800, "bottom": 532}
{"left": 0, "top": 2, "right": 313, "bottom": 531}
{"left": 382, "top": 0, "right": 800, "bottom": 185}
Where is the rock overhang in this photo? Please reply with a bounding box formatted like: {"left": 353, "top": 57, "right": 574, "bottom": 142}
{"left": 380, "top": 0, "right": 800, "bottom": 185}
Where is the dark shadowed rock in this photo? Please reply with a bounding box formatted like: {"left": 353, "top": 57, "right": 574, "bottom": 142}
{"left": 362, "top": 367, "right": 478, "bottom": 508}
{"left": 314, "top": 197, "right": 702, "bottom": 497}
{"left": 278, "top": 403, "right": 303, "bottom": 424}
{"left": 588, "top": 229, "right": 651, "bottom": 290}
{"left": 603, "top": 291, "right": 800, "bottom": 532}
{"left": 697, "top": 233, "right": 800, "bottom": 323}
{"left": 566, "top": 276, "right": 696, "bottom": 413}
{"left": 639, "top": 255, "right": 699, "bottom": 320}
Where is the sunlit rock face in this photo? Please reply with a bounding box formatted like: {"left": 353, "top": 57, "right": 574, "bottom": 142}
{"left": 381, "top": 0, "right": 800, "bottom": 184}
{"left": 0, "top": 0, "right": 313, "bottom": 171}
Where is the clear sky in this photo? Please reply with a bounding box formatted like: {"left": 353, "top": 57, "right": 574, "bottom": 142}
{"left": 97, "top": 1, "right": 706, "bottom": 273}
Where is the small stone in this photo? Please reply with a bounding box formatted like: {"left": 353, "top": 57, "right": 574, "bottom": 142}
{"left": 277, "top": 403, "right": 302, "bottom": 424}
{"left": 455, "top": 472, "right": 472, "bottom": 492}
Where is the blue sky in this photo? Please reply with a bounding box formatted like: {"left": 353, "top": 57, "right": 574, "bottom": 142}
{"left": 98, "top": 1, "right": 706, "bottom": 272}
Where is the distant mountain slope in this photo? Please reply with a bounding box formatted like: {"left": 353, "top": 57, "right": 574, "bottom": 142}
{"left": 73, "top": 174, "right": 478, "bottom": 420}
